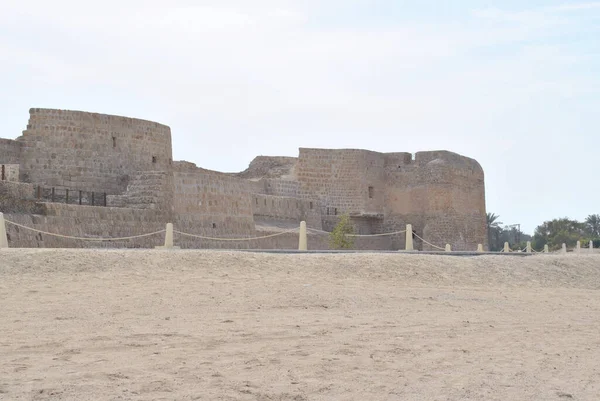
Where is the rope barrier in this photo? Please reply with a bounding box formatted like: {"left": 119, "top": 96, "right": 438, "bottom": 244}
{"left": 4, "top": 219, "right": 166, "bottom": 241}
{"left": 173, "top": 227, "right": 298, "bottom": 241}
{"left": 2, "top": 218, "right": 551, "bottom": 253}
{"left": 306, "top": 227, "right": 407, "bottom": 237}
{"left": 412, "top": 232, "right": 446, "bottom": 251}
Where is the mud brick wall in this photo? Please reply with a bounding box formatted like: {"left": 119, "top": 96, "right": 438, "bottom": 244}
{"left": 18, "top": 108, "right": 173, "bottom": 194}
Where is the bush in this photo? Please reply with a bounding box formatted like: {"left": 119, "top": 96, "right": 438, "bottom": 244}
{"left": 329, "top": 214, "right": 355, "bottom": 249}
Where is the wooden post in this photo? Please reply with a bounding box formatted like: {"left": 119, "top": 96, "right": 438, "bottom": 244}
{"left": 91, "top": 192, "right": 95, "bottom": 206}
{"left": 1, "top": 164, "right": 5, "bottom": 181}
{"left": 104, "top": 192, "right": 107, "bottom": 207}
{"left": 65, "top": 189, "right": 69, "bottom": 204}
{"left": 51, "top": 187, "right": 55, "bottom": 202}
{"left": 79, "top": 190, "right": 82, "bottom": 205}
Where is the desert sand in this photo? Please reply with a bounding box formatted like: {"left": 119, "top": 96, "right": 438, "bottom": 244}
{"left": 0, "top": 249, "right": 599, "bottom": 400}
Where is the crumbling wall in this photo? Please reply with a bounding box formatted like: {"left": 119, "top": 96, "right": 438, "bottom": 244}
{"left": 235, "top": 156, "right": 297, "bottom": 180}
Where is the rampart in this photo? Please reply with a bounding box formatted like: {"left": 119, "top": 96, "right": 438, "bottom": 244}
{"left": 1, "top": 108, "right": 487, "bottom": 250}
{"left": 18, "top": 109, "right": 172, "bottom": 194}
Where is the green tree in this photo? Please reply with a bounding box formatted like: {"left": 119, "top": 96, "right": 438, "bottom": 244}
{"left": 486, "top": 213, "right": 503, "bottom": 251}
{"left": 533, "top": 218, "right": 586, "bottom": 251}
{"left": 584, "top": 214, "right": 600, "bottom": 238}
{"left": 329, "top": 214, "right": 355, "bottom": 249}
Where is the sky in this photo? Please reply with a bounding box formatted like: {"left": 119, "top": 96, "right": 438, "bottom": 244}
{"left": 1, "top": 0, "right": 599, "bottom": 234}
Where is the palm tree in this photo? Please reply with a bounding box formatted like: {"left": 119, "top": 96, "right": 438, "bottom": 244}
{"left": 585, "top": 214, "right": 600, "bottom": 237}
{"left": 486, "top": 213, "right": 503, "bottom": 251}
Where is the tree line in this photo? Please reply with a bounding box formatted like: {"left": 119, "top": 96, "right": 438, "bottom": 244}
{"left": 487, "top": 213, "right": 600, "bottom": 252}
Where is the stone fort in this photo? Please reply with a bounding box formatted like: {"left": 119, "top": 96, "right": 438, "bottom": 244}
{"left": 0, "top": 108, "right": 487, "bottom": 250}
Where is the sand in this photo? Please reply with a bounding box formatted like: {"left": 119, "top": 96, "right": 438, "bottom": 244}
{"left": 0, "top": 249, "right": 599, "bottom": 401}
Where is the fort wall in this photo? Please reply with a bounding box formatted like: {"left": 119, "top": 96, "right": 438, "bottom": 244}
{"left": 172, "top": 162, "right": 256, "bottom": 245}
{"left": 1, "top": 108, "right": 487, "bottom": 251}
{"left": 383, "top": 151, "right": 486, "bottom": 251}
{"left": 252, "top": 194, "right": 322, "bottom": 230}
{"left": 296, "top": 148, "right": 386, "bottom": 219}
{"left": 17, "top": 108, "right": 173, "bottom": 194}
{"left": 4, "top": 204, "right": 166, "bottom": 248}
{"left": 0, "top": 138, "right": 21, "bottom": 164}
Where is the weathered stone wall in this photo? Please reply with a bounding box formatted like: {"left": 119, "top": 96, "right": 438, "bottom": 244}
{"left": 4, "top": 204, "right": 166, "bottom": 248}
{"left": 1, "top": 164, "right": 20, "bottom": 182}
{"left": 18, "top": 108, "right": 173, "bottom": 194}
{"left": 383, "top": 151, "right": 486, "bottom": 251}
{"left": 0, "top": 138, "right": 21, "bottom": 164}
{"left": 112, "top": 171, "right": 174, "bottom": 214}
{"left": 0, "top": 181, "right": 42, "bottom": 215}
{"left": 236, "top": 156, "right": 297, "bottom": 180}
{"left": 252, "top": 194, "right": 322, "bottom": 230}
{"left": 296, "top": 148, "right": 386, "bottom": 221}
{"left": 1, "top": 108, "right": 487, "bottom": 251}
{"left": 172, "top": 162, "right": 256, "bottom": 244}
{"left": 262, "top": 178, "right": 301, "bottom": 198}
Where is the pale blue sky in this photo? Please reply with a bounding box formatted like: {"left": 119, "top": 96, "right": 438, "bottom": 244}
{"left": 1, "top": 1, "right": 599, "bottom": 233}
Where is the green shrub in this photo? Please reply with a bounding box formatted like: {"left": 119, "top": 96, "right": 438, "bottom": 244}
{"left": 329, "top": 214, "right": 355, "bottom": 250}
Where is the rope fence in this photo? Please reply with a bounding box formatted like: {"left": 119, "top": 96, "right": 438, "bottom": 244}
{"left": 307, "top": 227, "right": 407, "bottom": 237}
{"left": 173, "top": 227, "right": 299, "bottom": 241}
{"left": 0, "top": 213, "right": 595, "bottom": 253}
{"left": 413, "top": 232, "right": 446, "bottom": 251}
{"left": 4, "top": 219, "right": 165, "bottom": 242}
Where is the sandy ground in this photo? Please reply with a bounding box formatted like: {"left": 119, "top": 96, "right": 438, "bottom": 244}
{"left": 0, "top": 250, "right": 599, "bottom": 401}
